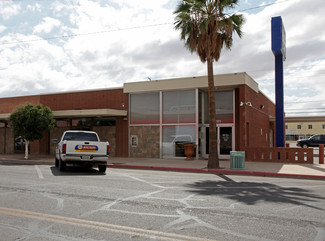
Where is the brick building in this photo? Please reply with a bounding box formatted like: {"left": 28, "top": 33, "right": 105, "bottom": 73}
{"left": 0, "top": 72, "right": 276, "bottom": 159}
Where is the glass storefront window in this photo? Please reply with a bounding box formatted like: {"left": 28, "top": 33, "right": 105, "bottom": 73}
{"left": 163, "top": 90, "right": 196, "bottom": 124}
{"left": 56, "top": 119, "right": 70, "bottom": 127}
{"left": 162, "top": 125, "right": 196, "bottom": 157}
{"left": 14, "top": 136, "right": 26, "bottom": 152}
{"left": 56, "top": 118, "right": 116, "bottom": 127}
{"left": 129, "top": 90, "right": 198, "bottom": 158}
{"left": 76, "top": 118, "right": 92, "bottom": 127}
{"left": 94, "top": 117, "right": 116, "bottom": 126}
{"left": 130, "top": 93, "right": 160, "bottom": 124}
{"left": 204, "top": 91, "right": 234, "bottom": 124}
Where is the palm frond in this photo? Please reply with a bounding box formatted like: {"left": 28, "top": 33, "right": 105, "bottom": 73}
{"left": 174, "top": 0, "right": 244, "bottom": 62}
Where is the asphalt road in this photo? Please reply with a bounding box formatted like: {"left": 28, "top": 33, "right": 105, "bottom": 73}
{"left": 0, "top": 164, "right": 325, "bottom": 241}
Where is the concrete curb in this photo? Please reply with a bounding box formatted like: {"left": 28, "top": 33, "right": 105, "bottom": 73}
{"left": 107, "top": 164, "right": 325, "bottom": 180}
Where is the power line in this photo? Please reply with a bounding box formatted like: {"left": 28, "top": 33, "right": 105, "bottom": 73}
{"left": 0, "top": 0, "right": 293, "bottom": 46}
{"left": 247, "top": 61, "right": 325, "bottom": 74}
{"left": 285, "top": 111, "right": 325, "bottom": 114}
{"left": 0, "top": 22, "right": 172, "bottom": 46}
{"left": 236, "top": 0, "right": 292, "bottom": 13}
{"left": 285, "top": 100, "right": 325, "bottom": 104}
{"left": 286, "top": 107, "right": 325, "bottom": 111}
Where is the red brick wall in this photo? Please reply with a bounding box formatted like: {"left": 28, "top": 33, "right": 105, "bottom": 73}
{"left": 0, "top": 95, "right": 40, "bottom": 114}
{"left": 245, "top": 147, "right": 313, "bottom": 163}
{"left": 40, "top": 88, "right": 128, "bottom": 111}
{"left": 236, "top": 85, "right": 275, "bottom": 150}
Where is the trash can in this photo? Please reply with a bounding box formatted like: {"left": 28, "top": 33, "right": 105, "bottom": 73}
{"left": 230, "top": 151, "right": 245, "bottom": 170}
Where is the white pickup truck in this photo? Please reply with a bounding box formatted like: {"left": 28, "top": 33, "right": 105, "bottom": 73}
{"left": 54, "top": 130, "right": 109, "bottom": 173}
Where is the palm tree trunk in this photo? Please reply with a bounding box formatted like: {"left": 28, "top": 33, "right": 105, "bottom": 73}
{"left": 207, "top": 58, "right": 219, "bottom": 169}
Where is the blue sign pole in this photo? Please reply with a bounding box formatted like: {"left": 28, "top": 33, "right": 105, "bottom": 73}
{"left": 271, "top": 16, "right": 286, "bottom": 148}
{"left": 275, "top": 54, "right": 284, "bottom": 147}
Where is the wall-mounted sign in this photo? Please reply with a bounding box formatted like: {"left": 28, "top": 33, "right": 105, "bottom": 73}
{"left": 131, "top": 135, "right": 138, "bottom": 147}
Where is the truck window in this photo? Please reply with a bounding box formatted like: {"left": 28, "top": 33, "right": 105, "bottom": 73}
{"left": 63, "top": 132, "right": 99, "bottom": 141}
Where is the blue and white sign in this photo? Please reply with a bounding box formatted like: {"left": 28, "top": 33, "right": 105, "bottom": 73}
{"left": 271, "top": 16, "right": 286, "bottom": 148}
{"left": 272, "top": 16, "right": 286, "bottom": 60}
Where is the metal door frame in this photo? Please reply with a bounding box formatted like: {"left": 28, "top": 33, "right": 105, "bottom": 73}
{"left": 201, "top": 124, "right": 234, "bottom": 159}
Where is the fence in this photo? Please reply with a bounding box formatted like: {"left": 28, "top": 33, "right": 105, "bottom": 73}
{"left": 244, "top": 147, "right": 313, "bottom": 164}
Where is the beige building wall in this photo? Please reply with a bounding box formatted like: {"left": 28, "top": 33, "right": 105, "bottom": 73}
{"left": 286, "top": 120, "right": 325, "bottom": 142}
{"left": 124, "top": 72, "right": 259, "bottom": 94}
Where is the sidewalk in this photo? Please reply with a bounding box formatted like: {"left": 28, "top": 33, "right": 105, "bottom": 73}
{"left": 1, "top": 154, "right": 325, "bottom": 180}
{"left": 108, "top": 157, "right": 325, "bottom": 180}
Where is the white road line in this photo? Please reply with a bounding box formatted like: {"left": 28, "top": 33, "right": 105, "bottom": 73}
{"left": 34, "top": 165, "right": 44, "bottom": 179}
{"left": 0, "top": 206, "right": 216, "bottom": 241}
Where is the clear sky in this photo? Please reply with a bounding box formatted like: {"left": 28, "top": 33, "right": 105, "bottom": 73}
{"left": 0, "top": 0, "right": 324, "bottom": 116}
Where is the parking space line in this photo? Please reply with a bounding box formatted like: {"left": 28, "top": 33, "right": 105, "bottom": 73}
{"left": 34, "top": 165, "right": 44, "bottom": 179}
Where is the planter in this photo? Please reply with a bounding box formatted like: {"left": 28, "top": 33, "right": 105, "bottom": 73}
{"left": 184, "top": 143, "right": 195, "bottom": 160}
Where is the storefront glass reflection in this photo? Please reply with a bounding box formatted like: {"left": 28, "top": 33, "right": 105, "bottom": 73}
{"left": 162, "top": 125, "right": 196, "bottom": 157}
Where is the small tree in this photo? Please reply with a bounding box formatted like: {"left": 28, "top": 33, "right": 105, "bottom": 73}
{"left": 9, "top": 104, "right": 56, "bottom": 159}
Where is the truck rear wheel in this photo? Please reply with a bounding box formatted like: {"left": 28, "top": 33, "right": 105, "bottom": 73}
{"left": 59, "top": 159, "right": 66, "bottom": 171}
{"left": 55, "top": 158, "right": 59, "bottom": 167}
{"left": 98, "top": 165, "right": 107, "bottom": 173}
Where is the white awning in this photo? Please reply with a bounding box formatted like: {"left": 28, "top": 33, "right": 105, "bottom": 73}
{"left": 0, "top": 114, "right": 10, "bottom": 120}
{"left": 0, "top": 108, "right": 127, "bottom": 120}
{"left": 53, "top": 109, "right": 127, "bottom": 118}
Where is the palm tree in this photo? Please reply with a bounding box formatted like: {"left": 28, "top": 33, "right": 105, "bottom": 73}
{"left": 174, "top": 0, "right": 244, "bottom": 169}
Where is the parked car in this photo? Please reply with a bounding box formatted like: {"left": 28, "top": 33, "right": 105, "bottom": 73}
{"left": 296, "top": 134, "right": 325, "bottom": 148}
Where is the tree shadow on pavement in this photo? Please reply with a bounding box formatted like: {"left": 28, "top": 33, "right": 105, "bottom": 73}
{"left": 185, "top": 174, "right": 324, "bottom": 210}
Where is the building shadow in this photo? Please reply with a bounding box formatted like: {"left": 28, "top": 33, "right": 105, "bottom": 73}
{"left": 185, "top": 174, "right": 324, "bottom": 209}
{"left": 301, "top": 164, "right": 325, "bottom": 173}
{"left": 50, "top": 166, "right": 106, "bottom": 176}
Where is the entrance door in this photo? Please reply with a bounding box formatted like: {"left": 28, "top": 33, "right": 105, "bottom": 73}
{"left": 218, "top": 125, "right": 233, "bottom": 159}
{"left": 202, "top": 124, "right": 234, "bottom": 159}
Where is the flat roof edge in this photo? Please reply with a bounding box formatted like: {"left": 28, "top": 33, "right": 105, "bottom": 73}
{"left": 124, "top": 72, "right": 259, "bottom": 93}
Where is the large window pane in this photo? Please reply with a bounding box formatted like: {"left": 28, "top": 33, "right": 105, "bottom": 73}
{"left": 163, "top": 90, "right": 195, "bottom": 124}
{"left": 94, "top": 117, "right": 116, "bottom": 126}
{"left": 130, "top": 93, "right": 159, "bottom": 124}
{"left": 14, "top": 136, "right": 27, "bottom": 152}
{"left": 162, "top": 125, "right": 196, "bottom": 157}
{"left": 204, "top": 91, "right": 234, "bottom": 124}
